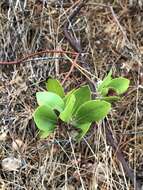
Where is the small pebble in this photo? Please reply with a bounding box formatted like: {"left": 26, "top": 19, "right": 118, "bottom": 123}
{"left": 0, "top": 132, "right": 7, "bottom": 141}
{"left": 2, "top": 157, "right": 22, "bottom": 171}
{"left": 0, "top": 126, "right": 9, "bottom": 141}
{"left": 12, "top": 139, "right": 24, "bottom": 151}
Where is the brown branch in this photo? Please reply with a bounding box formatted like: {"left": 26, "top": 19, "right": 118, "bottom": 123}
{"left": 62, "top": 53, "right": 79, "bottom": 85}
{"left": 64, "top": 1, "right": 85, "bottom": 53}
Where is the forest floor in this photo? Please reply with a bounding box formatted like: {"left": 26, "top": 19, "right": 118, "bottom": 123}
{"left": 0, "top": 0, "right": 143, "bottom": 190}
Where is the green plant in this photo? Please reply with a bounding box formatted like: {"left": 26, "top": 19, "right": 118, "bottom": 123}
{"left": 33, "top": 71, "right": 130, "bottom": 140}
{"left": 97, "top": 69, "right": 130, "bottom": 102}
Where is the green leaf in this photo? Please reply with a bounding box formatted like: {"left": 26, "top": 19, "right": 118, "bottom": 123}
{"left": 60, "top": 94, "right": 76, "bottom": 122}
{"left": 36, "top": 91, "right": 64, "bottom": 112}
{"left": 63, "top": 89, "right": 76, "bottom": 103}
{"left": 33, "top": 105, "right": 57, "bottom": 133}
{"left": 72, "top": 85, "right": 91, "bottom": 115}
{"left": 75, "top": 100, "right": 111, "bottom": 124}
{"left": 97, "top": 96, "right": 120, "bottom": 102}
{"left": 46, "top": 78, "right": 65, "bottom": 98}
{"left": 75, "top": 122, "right": 91, "bottom": 140}
{"left": 107, "top": 77, "right": 130, "bottom": 95}
{"left": 98, "top": 70, "right": 112, "bottom": 92}
{"left": 100, "top": 87, "right": 109, "bottom": 96}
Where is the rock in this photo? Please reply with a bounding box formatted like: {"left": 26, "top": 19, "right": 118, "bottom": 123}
{"left": 0, "top": 132, "right": 7, "bottom": 141}
{"left": 12, "top": 139, "right": 24, "bottom": 151}
{"left": 0, "top": 126, "right": 9, "bottom": 141}
{"left": 2, "top": 157, "right": 22, "bottom": 171}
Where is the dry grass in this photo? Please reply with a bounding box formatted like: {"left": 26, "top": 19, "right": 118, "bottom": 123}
{"left": 0, "top": 0, "right": 143, "bottom": 190}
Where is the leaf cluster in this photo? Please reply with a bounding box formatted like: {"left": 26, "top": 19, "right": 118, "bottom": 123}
{"left": 97, "top": 70, "right": 130, "bottom": 102}
{"left": 33, "top": 71, "right": 130, "bottom": 140}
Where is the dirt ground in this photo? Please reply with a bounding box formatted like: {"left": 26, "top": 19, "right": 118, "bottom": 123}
{"left": 0, "top": 0, "right": 143, "bottom": 190}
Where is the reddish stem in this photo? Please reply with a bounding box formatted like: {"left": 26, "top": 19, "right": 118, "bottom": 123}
{"left": 0, "top": 49, "right": 78, "bottom": 65}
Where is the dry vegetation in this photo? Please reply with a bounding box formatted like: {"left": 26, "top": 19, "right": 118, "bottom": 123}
{"left": 0, "top": 0, "right": 143, "bottom": 189}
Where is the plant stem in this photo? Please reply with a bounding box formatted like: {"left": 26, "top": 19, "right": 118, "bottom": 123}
{"left": 0, "top": 49, "right": 78, "bottom": 65}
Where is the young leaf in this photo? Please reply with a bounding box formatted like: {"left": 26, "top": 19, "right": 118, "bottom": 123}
{"left": 60, "top": 94, "right": 76, "bottom": 122}
{"left": 36, "top": 91, "right": 64, "bottom": 112}
{"left": 75, "top": 100, "right": 111, "bottom": 124}
{"left": 97, "top": 69, "right": 112, "bottom": 92}
{"left": 107, "top": 77, "right": 130, "bottom": 95}
{"left": 33, "top": 105, "right": 57, "bottom": 132}
{"left": 100, "top": 87, "right": 109, "bottom": 96}
{"left": 63, "top": 89, "right": 76, "bottom": 103}
{"left": 74, "top": 122, "right": 91, "bottom": 140}
{"left": 97, "top": 96, "right": 120, "bottom": 102}
{"left": 72, "top": 85, "right": 91, "bottom": 115}
{"left": 46, "top": 78, "right": 65, "bottom": 98}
